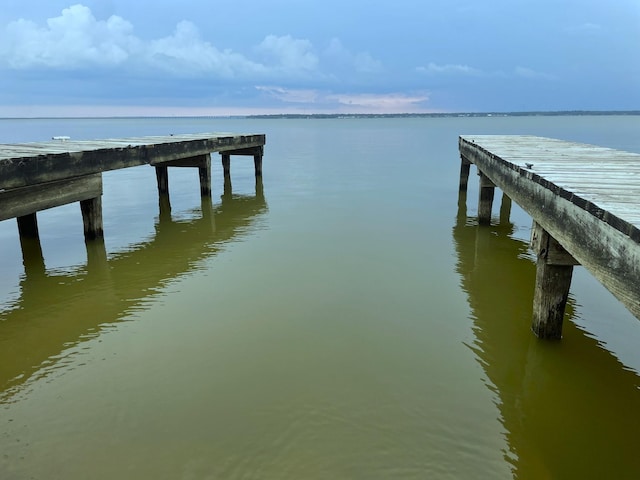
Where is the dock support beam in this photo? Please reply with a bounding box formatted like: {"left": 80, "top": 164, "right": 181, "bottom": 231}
{"left": 17, "top": 213, "right": 39, "bottom": 238}
{"left": 221, "top": 154, "right": 231, "bottom": 178}
{"left": 459, "top": 157, "right": 471, "bottom": 192}
{"left": 478, "top": 171, "right": 495, "bottom": 225}
{"left": 80, "top": 196, "right": 104, "bottom": 240}
{"left": 198, "top": 154, "right": 212, "bottom": 196}
{"left": 155, "top": 165, "right": 169, "bottom": 196}
{"left": 530, "top": 222, "right": 580, "bottom": 339}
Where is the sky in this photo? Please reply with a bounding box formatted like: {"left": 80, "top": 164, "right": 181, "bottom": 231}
{"left": 0, "top": 0, "right": 638, "bottom": 116}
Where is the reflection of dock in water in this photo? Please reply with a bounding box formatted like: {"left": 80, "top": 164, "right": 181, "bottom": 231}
{"left": 453, "top": 191, "right": 640, "bottom": 478}
{"left": 0, "top": 178, "right": 267, "bottom": 399}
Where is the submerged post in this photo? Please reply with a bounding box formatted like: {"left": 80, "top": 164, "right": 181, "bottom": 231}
{"left": 530, "top": 222, "right": 579, "bottom": 339}
{"left": 80, "top": 196, "right": 104, "bottom": 240}
{"left": 459, "top": 157, "right": 471, "bottom": 192}
{"left": 478, "top": 171, "right": 495, "bottom": 225}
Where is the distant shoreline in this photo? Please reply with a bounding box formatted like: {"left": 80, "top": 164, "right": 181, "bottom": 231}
{"left": 245, "top": 111, "right": 640, "bottom": 119}
{"left": 0, "top": 110, "right": 639, "bottom": 120}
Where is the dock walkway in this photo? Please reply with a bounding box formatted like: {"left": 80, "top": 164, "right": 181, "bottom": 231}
{"left": 458, "top": 135, "right": 640, "bottom": 338}
{"left": 0, "top": 132, "right": 265, "bottom": 260}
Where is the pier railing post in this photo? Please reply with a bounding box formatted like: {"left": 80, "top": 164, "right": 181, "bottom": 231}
{"left": 478, "top": 171, "right": 495, "bottom": 225}
{"left": 530, "top": 222, "right": 579, "bottom": 339}
{"left": 80, "top": 196, "right": 104, "bottom": 240}
{"left": 459, "top": 157, "right": 471, "bottom": 191}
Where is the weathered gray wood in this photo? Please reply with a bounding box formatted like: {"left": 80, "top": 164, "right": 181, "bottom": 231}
{"left": 254, "top": 153, "right": 263, "bottom": 177}
{"left": 198, "top": 155, "right": 212, "bottom": 197}
{"left": 17, "top": 213, "right": 39, "bottom": 238}
{"left": 532, "top": 259, "right": 574, "bottom": 339}
{"left": 1, "top": 175, "right": 102, "bottom": 222}
{"left": 460, "top": 135, "right": 640, "bottom": 321}
{"left": 0, "top": 133, "right": 266, "bottom": 190}
{"left": 459, "top": 157, "right": 471, "bottom": 191}
{"left": 499, "top": 193, "right": 512, "bottom": 224}
{"left": 478, "top": 171, "right": 495, "bottom": 225}
{"left": 222, "top": 153, "right": 231, "bottom": 177}
{"left": 530, "top": 221, "right": 579, "bottom": 266}
{"left": 155, "top": 165, "right": 169, "bottom": 196}
{"left": 80, "top": 196, "right": 104, "bottom": 240}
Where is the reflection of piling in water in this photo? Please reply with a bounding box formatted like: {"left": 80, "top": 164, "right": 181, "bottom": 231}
{"left": 0, "top": 185, "right": 268, "bottom": 400}
{"left": 1, "top": 133, "right": 265, "bottom": 273}
{"left": 452, "top": 190, "right": 640, "bottom": 478}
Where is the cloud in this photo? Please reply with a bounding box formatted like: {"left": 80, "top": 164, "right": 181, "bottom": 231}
{"left": 0, "top": 4, "right": 139, "bottom": 68}
{"left": 145, "top": 21, "right": 264, "bottom": 77}
{"left": 417, "top": 62, "right": 481, "bottom": 75}
{"left": 256, "top": 34, "right": 318, "bottom": 74}
{"left": 323, "top": 38, "right": 382, "bottom": 74}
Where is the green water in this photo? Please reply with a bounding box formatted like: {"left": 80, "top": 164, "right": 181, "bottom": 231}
{"left": 1, "top": 116, "right": 640, "bottom": 479}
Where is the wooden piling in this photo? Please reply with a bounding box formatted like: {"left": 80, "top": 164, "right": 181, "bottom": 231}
{"left": 198, "top": 154, "right": 212, "bottom": 196}
{"left": 17, "top": 213, "right": 39, "bottom": 238}
{"left": 222, "top": 154, "right": 231, "bottom": 177}
{"left": 499, "top": 193, "right": 512, "bottom": 224}
{"left": 530, "top": 222, "right": 579, "bottom": 339}
{"left": 155, "top": 165, "right": 169, "bottom": 196}
{"left": 254, "top": 152, "right": 263, "bottom": 177}
{"left": 80, "top": 196, "right": 104, "bottom": 240}
{"left": 459, "top": 157, "right": 471, "bottom": 191}
{"left": 478, "top": 172, "right": 495, "bottom": 225}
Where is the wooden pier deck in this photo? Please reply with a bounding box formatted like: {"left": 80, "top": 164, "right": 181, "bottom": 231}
{"left": 458, "top": 135, "right": 640, "bottom": 338}
{"left": 0, "top": 132, "right": 265, "bottom": 260}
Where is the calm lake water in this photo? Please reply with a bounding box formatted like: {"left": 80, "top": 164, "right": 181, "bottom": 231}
{"left": 1, "top": 115, "right": 640, "bottom": 479}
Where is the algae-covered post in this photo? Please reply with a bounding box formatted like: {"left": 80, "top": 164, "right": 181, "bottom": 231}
{"left": 459, "top": 135, "right": 640, "bottom": 339}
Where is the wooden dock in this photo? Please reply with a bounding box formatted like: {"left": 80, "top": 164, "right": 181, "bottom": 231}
{"left": 0, "top": 132, "right": 265, "bottom": 250}
{"left": 458, "top": 135, "right": 640, "bottom": 339}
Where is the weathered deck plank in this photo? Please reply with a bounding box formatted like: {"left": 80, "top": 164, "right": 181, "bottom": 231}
{"left": 0, "top": 133, "right": 265, "bottom": 190}
{"left": 459, "top": 135, "right": 640, "bottom": 326}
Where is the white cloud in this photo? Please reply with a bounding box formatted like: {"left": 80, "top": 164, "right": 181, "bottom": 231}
{"left": 256, "top": 34, "right": 318, "bottom": 73}
{"left": 0, "top": 4, "right": 139, "bottom": 68}
{"left": 417, "top": 62, "right": 481, "bottom": 75}
{"left": 145, "top": 21, "right": 264, "bottom": 77}
{"left": 323, "top": 38, "right": 382, "bottom": 73}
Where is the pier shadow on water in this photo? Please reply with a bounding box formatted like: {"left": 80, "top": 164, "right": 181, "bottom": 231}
{"left": 0, "top": 177, "right": 267, "bottom": 402}
{"left": 453, "top": 190, "right": 640, "bottom": 479}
